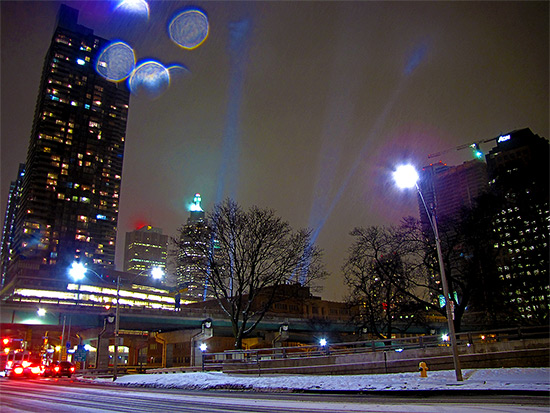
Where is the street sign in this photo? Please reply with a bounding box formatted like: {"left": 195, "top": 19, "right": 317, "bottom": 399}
{"left": 73, "top": 349, "right": 87, "bottom": 362}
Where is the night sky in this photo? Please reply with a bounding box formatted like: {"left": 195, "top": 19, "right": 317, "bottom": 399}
{"left": 1, "top": 1, "right": 548, "bottom": 301}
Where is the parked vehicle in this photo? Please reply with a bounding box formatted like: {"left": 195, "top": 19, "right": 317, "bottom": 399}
{"left": 44, "top": 361, "right": 75, "bottom": 378}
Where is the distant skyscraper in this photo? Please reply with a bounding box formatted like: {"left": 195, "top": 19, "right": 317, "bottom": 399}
{"left": 418, "top": 159, "right": 488, "bottom": 229}
{"left": 4, "top": 5, "right": 130, "bottom": 289}
{"left": 176, "top": 194, "right": 214, "bottom": 302}
{"left": 188, "top": 193, "right": 205, "bottom": 225}
{"left": 124, "top": 226, "right": 168, "bottom": 275}
{"left": 485, "top": 128, "right": 549, "bottom": 321}
{"left": 1, "top": 165, "right": 25, "bottom": 288}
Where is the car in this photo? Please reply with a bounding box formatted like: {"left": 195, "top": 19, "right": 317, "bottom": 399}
{"left": 6, "top": 361, "right": 44, "bottom": 379}
{"left": 44, "top": 361, "right": 75, "bottom": 378}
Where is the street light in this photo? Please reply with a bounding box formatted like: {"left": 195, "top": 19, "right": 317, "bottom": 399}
{"left": 319, "top": 338, "right": 329, "bottom": 355}
{"left": 200, "top": 343, "right": 208, "bottom": 371}
{"left": 69, "top": 262, "right": 87, "bottom": 281}
{"left": 393, "top": 164, "right": 463, "bottom": 382}
{"left": 68, "top": 262, "right": 164, "bottom": 381}
{"left": 151, "top": 266, "right": 164, "bottom": 280}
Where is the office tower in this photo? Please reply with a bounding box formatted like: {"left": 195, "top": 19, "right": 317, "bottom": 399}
{"left": 416, "top": 159, "right": 489, "bottom": 313}
{"left": 175, "top": 194, "right": 214, "bottom": 302}
{"left": 418, "top": 159, "right": 488, "bottom": 229}
{"left": 485, "top": 128, "right": 549, "bottom": 321}
{"left": 5, "top": 5, "right": 130, "bottom": 288}
{"left": 124, "top": 226, "right": 168, "bottom": 275}
{"left": 1, "top": 165, "right": 26, "bottom": 288}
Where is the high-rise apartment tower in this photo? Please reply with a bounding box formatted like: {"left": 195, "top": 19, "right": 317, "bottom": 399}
{"left": 4, "top": 5, "right": 130, "bottom": 288}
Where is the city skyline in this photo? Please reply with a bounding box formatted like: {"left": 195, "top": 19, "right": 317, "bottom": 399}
{"left": 1, "top": 1, "right": 548, "bottom": 301}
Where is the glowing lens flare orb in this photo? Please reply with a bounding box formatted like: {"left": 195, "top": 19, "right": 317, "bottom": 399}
{"left": 96, "top": 42, "right": 136, "bottom": 82}
{"left": 129, "top": 60, "right": 170, "bottom": 98}
{"left": 166, "top": 64, "right": 190, "bottom": 80}
{"left": 393, "top": 165, "right": 419, "bottom": 189}
{"left": 169, "top": 9, "right": 209, "bottom": 50}
{"left": 115, "top": 0, "right": 150, "bottom": 19}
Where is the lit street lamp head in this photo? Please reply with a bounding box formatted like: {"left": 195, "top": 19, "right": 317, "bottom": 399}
{"left": 151, "top": 267, "right": 164, "bottom": 280}
{"left": 393, "top": 164, "right": 419, "bottom": 189}
{"left": 69, "top": 262, "right": 87, "bottom": 281}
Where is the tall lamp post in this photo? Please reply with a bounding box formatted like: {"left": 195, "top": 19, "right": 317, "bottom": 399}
{"left": 393, "top": 164, "right": 463, "bottom": 382}
{"left": 69, "top": 262, "right": 165, "bottom": 381}
{"left": 113, "top": 266, "right": 164, "bottom": 381}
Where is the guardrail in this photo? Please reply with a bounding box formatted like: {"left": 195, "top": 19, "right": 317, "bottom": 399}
{"left": 78, "top": 365, "right": 151, "bottom": 377}
{"left": 201, "top": 325, "right": 549, "bottom": 373}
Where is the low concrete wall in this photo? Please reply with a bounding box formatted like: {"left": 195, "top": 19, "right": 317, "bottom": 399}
{"left": 222, "top": 338, "right": 549, "bottom": 375}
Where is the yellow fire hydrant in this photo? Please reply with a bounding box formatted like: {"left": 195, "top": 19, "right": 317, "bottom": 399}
{"left": 419, "top": 361, "right": 428, "bottom": 378}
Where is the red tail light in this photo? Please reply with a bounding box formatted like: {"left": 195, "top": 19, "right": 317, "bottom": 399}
{"left": 14, "top": 366, "right": 24, "bottom": 375}
{"left": 31, "top": 366, "right": 41, "bottom": 374}
{"left": 7, "top": 361, "right": 13, "bottom": 368}
{"left": 22, "top": 360, "right": 32, "bottom": 368}
{"left": 70, "top": 367, "right": 75, "bottom": 372}
{"left": 54, "top": 366, "right": 60, "bottom": 372}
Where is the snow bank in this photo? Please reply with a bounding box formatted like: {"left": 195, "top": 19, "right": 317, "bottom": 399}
{"left": 85, "top": 367, "right": 550, "bottom": 392}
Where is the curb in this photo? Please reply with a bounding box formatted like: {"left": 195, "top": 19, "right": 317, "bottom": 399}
{"left": 293, "top": 388, "right": 550, "bottom": 397}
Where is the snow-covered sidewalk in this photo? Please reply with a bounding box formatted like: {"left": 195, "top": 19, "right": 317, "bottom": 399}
{"left": 86, "top": 367, "right": 550, "bottom": 392}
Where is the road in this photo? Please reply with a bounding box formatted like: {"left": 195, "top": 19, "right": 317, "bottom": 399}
{"left": 0, "top": 377, "right": 548, "bottom": 412}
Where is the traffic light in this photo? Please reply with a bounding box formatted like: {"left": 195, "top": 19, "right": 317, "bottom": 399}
{"left": 2, "top": 337, "right": 11, "bottom": 353}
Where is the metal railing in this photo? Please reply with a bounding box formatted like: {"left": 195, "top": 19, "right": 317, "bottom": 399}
{"left": 201, "top": 325, "right": 549, "bottom": 372}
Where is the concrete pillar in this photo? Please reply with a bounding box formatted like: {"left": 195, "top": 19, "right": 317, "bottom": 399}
{"left": 165, "top": 343, "right": 175, "bottom": 368}
{"left": 97, "top": 322, "right": 114, "bottom": 369}
{"left": 125, "top": 337, "right": 149, "bottom": 366}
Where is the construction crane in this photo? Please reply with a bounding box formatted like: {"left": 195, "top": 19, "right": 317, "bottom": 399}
{"left": 427, "top": 134, "right": 510, "bottom": 159}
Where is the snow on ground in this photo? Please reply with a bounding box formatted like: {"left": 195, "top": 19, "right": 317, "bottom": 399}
{"left": 86, "top": 367, "right": 550, "bottom": 392}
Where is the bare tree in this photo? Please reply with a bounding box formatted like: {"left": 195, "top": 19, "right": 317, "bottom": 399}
{"left": 173, "top": 199, "right": 326, "bottom": 349}
{"left": 343, "top": 225, "right": 428, "bottom": 339}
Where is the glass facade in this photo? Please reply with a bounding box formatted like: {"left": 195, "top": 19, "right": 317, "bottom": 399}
{"left": 6, "top": 6, "right": 130, "bottom": 286}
